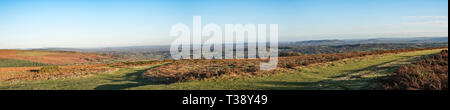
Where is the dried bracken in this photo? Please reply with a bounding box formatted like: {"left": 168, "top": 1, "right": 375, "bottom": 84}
{"left": 0, "top": 64, "right": 115, "bottom": 81}
{"left": 381, "top": 50, "right": 448, "bottom": 90}
{"left": 144, "top": 59, "right": 263, "bottom": 83}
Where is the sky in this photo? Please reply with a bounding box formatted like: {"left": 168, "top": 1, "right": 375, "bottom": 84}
{"left": 0, "top": 0, "right": 448, "bottom": 49}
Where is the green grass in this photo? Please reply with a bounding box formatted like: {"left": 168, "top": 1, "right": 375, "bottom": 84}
{"left": 0, "top": 64, "right": 164, "bottom": 90}
{"left": 16, "top": 51, "right": 55, "bottom": 56}
{"left": 0, "top": 49, "right": 445, "bottom": 90}
{"left": 0, "top": 59, "right": 49, "bottom": 67}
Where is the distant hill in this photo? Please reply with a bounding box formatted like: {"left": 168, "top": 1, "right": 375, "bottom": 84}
{"left": 37, "top": 37, "right": 448, "bottom": 52}
{"left": 37, "top": 45, "right": 170, "bottom": 53}
{"left": 34, "top": 48, "right": 85, "bottom": 52}
{"left": 33, "top": 37, "right": 448, "bottom": 60}
{"left": 290, "top": 37, "right": 448, "bottom": 46}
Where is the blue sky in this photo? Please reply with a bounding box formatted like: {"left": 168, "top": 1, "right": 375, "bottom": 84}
{"left": 0, "top": 0, "right": 448, "bottom": 49}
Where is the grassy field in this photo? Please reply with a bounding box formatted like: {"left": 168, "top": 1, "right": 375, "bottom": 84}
{"left": 0, "top": 49, "right": 444, "bottom": 90}
{"left": 16, "top": 51, "right": 55, "bottom": 56}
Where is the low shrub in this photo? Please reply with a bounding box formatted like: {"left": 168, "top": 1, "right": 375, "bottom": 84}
{"left": 40, "top": 66, "right": 60, "bottom": 73}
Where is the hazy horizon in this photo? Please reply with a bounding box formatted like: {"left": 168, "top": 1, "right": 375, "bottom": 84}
{"left": 1, "top": 36, "right": 444, "bottom": 50}
{"left": 1, "top": 0, "right": 448, "bottom": 49}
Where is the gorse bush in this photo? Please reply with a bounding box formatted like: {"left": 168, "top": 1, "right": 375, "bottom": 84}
{"left": 39, "top": 66, "right": 60, "bottom": 73}
{"left": 381, "top": 50, "right": 448, "bottom": 90}
{"left": 123, "top": 61, "right": 157, "bottom": 66}
{"left": 108, "top": 60, "right": 159, "bottom": 68}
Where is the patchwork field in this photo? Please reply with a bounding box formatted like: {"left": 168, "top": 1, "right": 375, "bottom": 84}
{"left": 0, "top": 48, "right": 445, "bottom": 90}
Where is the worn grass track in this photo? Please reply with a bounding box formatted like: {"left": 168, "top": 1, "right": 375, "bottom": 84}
{"left": 0, "top": 49, "right": 445, "bottom": 90}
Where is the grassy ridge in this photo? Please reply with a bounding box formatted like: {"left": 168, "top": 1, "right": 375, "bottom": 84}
{"left": 132, "top": 49, "right": 445, "bottom": 90}
{"left": 0, "top": 59, "right": 48, "bottom": 67}
{"left": 0, "top": 49, "right": 444, "bottom": 90}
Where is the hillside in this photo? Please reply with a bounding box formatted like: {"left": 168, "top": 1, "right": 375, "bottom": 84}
{"left": 0, "top": 48, "right": 445, "bottom": 90}
{"left": 0, "top": 39, "right": 447, "bottom": 90}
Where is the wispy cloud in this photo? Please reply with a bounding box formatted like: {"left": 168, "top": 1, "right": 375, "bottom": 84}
{"left": 403, "top": 21, "right": 448, "bottom": 27}
{"left": 307, "top": 31, "right": 448, "bottom": 38}
{"left": 403, "top": 16, "right": 448, "bottom": 27}
{"left": 298, "top": 16, "right": 449, "bottom": 38}
{"left": 405, "top": 16, "right": 448, "bottom": 19}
